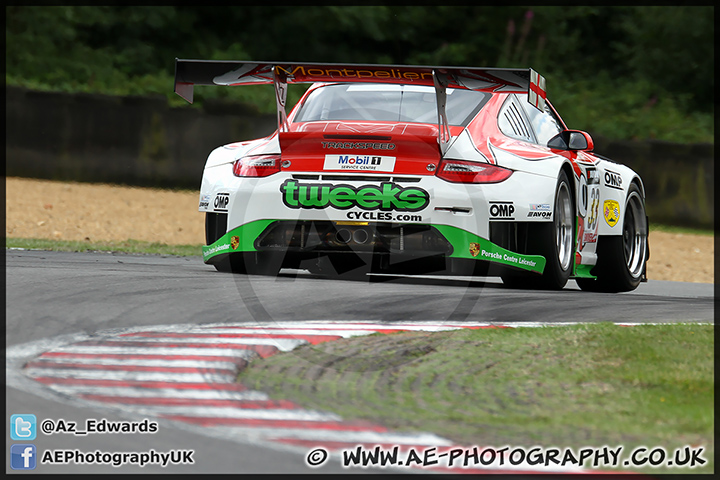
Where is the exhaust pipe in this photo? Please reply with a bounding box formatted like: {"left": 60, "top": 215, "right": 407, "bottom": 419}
{"left": 335, "top": 228, "right": 352, "bottom": 244}
{"left": 352, "top": 228, "right": 370, "bottom": 244}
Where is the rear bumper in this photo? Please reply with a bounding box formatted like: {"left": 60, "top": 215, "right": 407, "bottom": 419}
{"left": 202, "top": 219, "right": 546, "bottom": 275}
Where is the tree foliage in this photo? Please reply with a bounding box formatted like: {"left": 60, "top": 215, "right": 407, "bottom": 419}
{"left": 5, "top": 6, "right": 713, "bottom": 142}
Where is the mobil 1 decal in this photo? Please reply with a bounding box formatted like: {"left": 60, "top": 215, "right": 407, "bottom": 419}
{"left": 279, "top": 179, "right": 429, "bottom": 212}
{"left": 578, "top": 166, "right": 600, "bottom": 247}
{"left": 323, "top": 154, "right": 396, "bottom": 173}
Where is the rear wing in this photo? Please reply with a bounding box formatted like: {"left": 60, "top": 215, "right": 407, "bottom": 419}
{"left": 174, "top": 59, "right": 547, "bottom": 153}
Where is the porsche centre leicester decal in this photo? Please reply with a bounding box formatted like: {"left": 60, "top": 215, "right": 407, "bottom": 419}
{"left": 469, "top": 242, "right": 481, "bottom": 257}
{"left": 603, "top": 200, "right": 621, "bottom": 227}
{"left": 230, "top": 236, "right": 240, "bottom": 250}
{"left": 280, "top": 179, "right": 429, "bottom": 212}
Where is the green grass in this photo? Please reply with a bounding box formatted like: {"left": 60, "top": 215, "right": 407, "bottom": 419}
{"left": 5, "top": 237, "right": 203, "bottom": 257}
{"left": 6, "top": 223, "right": 712, "bottom": 258}
{"left": 650, "top": 223, "right": 715, "bottom": 237}
{"left": 238, "top": 323, "right": 714, "bottom": 474}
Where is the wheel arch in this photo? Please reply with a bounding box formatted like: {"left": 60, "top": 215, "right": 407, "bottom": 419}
{"left": 560, "top": 161, "right": 577, "bottom": 198}
{"left": 630, "top": 175, "right": 646, "bottom": 200}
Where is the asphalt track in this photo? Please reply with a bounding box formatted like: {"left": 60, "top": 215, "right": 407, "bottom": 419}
{"left": 5, "top": 249, "right": 714, "bottom": 474}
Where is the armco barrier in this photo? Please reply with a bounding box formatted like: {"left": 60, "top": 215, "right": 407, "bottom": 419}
{"left": 5, "top": 86, "right": 713, "bottom": 229}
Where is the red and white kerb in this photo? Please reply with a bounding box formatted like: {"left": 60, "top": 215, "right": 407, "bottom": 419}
{"left": 528, "top": 69, "right": 547, "bottom": 111}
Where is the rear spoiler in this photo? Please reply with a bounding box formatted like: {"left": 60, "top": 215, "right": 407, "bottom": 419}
{"left": 174, "top": 59, "right": 547, "bottom": 153}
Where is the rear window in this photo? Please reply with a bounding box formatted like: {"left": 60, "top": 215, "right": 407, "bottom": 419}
{"left": 293, "top": 83, "right": 490, "bottom": 126}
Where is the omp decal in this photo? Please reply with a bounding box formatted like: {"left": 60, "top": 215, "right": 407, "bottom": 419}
{"left": 280, "top": 180, "right": 429, "bottom": 212}
{"left": 488, "top": 201, "right": 515, "bottom": 220}
{"left": 213, "top": 193, "right": 230, "bottom": 212}
{"left": 323, "top": 154, "right": 396, "bottom": 173}
{"left": 604, "top": 170, "right": 623, "bottom": 190}
{"left": 604, "top": 200, "right": 621, "bottom": 227}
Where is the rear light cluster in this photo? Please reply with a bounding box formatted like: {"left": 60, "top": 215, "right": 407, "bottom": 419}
{"left": 233, "top": 155, "right": 281, "bottom": 177}
{"left": 436, "top": 159, "right": 513, "bottom": 184}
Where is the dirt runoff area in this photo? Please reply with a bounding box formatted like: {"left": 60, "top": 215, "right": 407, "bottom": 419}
{"left": 5, "top": 176, "right": 714, "bottom": 284}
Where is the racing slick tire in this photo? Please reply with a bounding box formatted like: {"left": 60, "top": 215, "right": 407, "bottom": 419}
{"left": 501, "top": 170, "right": 575, "bottom": 290}
{"left": 575, "top": 182, "right": 648, "bottom": 293}
{"left": 307, "top": 253, "right": 373, "bottom": 281}
{"left": 240, "top": 251, "right": 283, "bottom": 276}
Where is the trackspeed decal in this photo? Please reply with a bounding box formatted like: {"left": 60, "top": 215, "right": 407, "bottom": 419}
{"left": 279, "top": 180, "right": 429, "bottom": 212}
{"left": 321, "top": 141, "right": 396, "bottom": 151}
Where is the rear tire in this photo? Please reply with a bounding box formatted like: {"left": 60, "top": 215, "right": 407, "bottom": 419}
{"left": 576, "top": 183, "right": 648, "bottom": 292}
{"left": 501, "top": 170, "right": 574, "bottom": 290}
{"left": 241, "top": 251, "right": 283, "bottom": 277}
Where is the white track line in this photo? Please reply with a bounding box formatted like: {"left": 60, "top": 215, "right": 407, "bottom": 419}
{"left": 48, "top": 386, "right": 271, "bottom": 400}
{"left": 87, "top": 337, "right": 309, "bottom": 350}
{"left": 126, "top": 406, "right": 342, "bottom": 421}
{"left": 23, "top": 368, "right": 236, "bottom": 383}
{"left": 208, "top": 426, "right": 453, "bottom": 446}
{"left": 124, "top": 328, "right": 377, "bottom": 337}
{"left": 45, "top": 346, "right": 264, "bottom": 358}
{"left": 30, "top": 358, "right": 243, "bottom": 369}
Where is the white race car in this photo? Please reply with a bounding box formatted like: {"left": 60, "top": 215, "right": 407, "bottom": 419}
{"left": 175, "top": 60, "right": 648, "bottom": 292}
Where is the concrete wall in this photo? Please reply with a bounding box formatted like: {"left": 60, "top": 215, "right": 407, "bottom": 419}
{"left": 6, "top": 86, "right": 276, "bottom": 189}
{"left": 592, "top": 137, "right": 714, "bottom": 229}
{"left": 6, "top": 86, "right": 713, "bottom": 228}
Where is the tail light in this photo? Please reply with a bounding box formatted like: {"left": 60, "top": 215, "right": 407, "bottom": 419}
{"left": 436, "top": 159, "right": 513, "bottom": 184}
{"left": 233, "top": 155, "right": 281, "bottom": 177}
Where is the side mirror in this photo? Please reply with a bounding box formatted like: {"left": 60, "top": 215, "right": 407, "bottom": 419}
{"left": 547, "top": 130, "right": 594, "bottom": 151}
